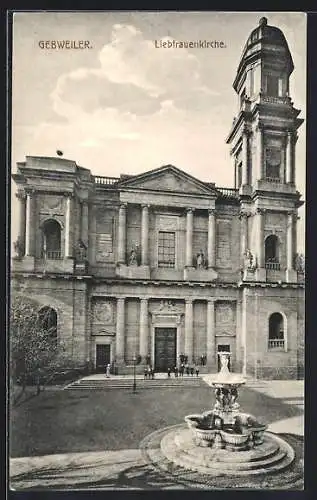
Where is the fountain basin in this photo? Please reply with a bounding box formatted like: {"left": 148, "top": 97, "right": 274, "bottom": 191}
{"left": 209, "top": 375, "right": 246, "bottom": 388}
{"left": 184, "top": 353, "right": 268, "bottom": 451}
{"left": 184, "top": 411, "right": 267, "bottom": 450}
{"left": 184, "top": 415, "right": 200, "bottom": 429}
{"left": 220, "top": 429, "right": 250, "bottom": 449}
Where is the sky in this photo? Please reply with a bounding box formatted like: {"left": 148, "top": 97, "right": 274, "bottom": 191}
{"left": 11, "top": 11, "right": 306, "bottom": 250}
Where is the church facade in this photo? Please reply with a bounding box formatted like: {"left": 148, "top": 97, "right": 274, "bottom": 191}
{"left": 11, "top": 18, "right": 305, "bottom": 379}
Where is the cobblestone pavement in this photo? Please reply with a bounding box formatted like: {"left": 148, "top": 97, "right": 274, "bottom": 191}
{"left": 10, "top": 379, "right": 304, "bottom": 491}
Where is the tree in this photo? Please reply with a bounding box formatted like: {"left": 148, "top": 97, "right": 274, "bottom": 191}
{"left": 10, "top": 294, "right": 68, "bottom": 405}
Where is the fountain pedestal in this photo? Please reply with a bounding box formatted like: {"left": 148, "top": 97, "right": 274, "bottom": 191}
{"left": 142, "top": 352, "right": 296, "bottom": 480}
{"left": 184, "top": 352, "right": 267, "bottom": 451}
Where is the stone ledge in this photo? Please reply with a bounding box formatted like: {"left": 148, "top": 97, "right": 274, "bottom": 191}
{"left": 184, "top": 267, "right": 218, "bottom": 282}
{"left": 115, "top": 264, "right": 150, "bottom": 279}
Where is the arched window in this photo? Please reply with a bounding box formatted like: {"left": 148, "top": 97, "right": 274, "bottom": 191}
{"left": 265, "top": 235, "right": 280, "bottom": 270}
{"left": 38, "top": 306, "right": 58, "bottom": 342}
{"left": 268, "top": 312, "right": 284, "bottom": 349}
{"left": 42, "top": 220, "right": 61, "bottom": 259}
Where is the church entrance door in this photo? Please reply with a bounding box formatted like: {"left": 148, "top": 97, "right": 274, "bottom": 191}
{"left": 95, "top": 344, "right": 111, "bottom": 373}
{"left": 154, "top": 327, "right": 177, "bottom": 372}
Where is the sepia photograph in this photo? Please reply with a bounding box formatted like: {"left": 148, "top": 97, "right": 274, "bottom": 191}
{"left": 9, "top": 10, "right": 305, "bottom": 490}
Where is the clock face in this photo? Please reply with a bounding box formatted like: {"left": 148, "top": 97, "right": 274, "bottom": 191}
{"left": 45, "top": 196, "right": 62, "bottom": 210}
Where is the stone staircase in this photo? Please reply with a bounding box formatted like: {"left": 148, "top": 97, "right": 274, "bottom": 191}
{"left": 63, "top": 375, "right": 206, "bottom": 391}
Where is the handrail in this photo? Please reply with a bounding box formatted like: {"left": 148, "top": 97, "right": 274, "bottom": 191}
{"left": 265, "top": 262, "right": 281, "bottom": 270}
{"left": 42, "top": 250, "right": 62, "bottom": 260}
{"left": 216, "top": 187, "right": 239, "bottom": 198}
{"left": 94, "top": 176, "right": 119, "bottom": 185}
{"left": 268, "top": 339, "right": 285, "bottom": 349}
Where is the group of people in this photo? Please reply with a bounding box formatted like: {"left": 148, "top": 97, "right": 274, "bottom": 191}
{"left": 168, "top": 364, "right": 200, "bottom": 377}
{"left": 179, "top": 353, "right": 207, "bottom": 367}
{"left": 144, "top": 366, "right": 155, "bottom": 379}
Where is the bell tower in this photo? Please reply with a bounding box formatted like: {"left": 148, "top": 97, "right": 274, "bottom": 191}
{"left": 227, "top": 17, "right": 304, "bottom": 283}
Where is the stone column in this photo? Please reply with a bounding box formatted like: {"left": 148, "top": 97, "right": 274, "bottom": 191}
{"left": 287, "top": 212, "right": 294, "bottom": 270}
{"left": 117, "top": 204, "right": 127, "bottom": 264}
{"left": 64, "top": 195, "right": 72, "bottom": 258}
{"left": 286, "top": 131, "right": 293, "bottom": 183}
{"left": 256, "top": 209, "right": 265, "bottom": 268}
{"left": 208, "top": 209, "right": 216, "bottom": 268}
{"left": 141, "top": 205, "right": 149, "bottom": 265}
{"left": 88, "top": 205, "right": 96, "bottom": 263}
{"left": 293, "top": 213, "right": 298, "bottom": 261}
{"left": 257, "top": 126, "right": 264, "bottom": 179}
{"left": 291, "top": 134, "right": 297, "bottom": 184}
{"left": 240, "top": 212, "right": 249, "bottom": 258}
{"left": 139, "top": 298, "right": 149, "bottom": 358}
{"left": 233, "top": 156, "right": 237, "bottom": 189}
{"left": 241, "top": 292, "right": 247, "bottom": 376}
{"left": 185, "top": 208, "right": 194, "bottom": 267}
{"left": 17, "top": 192, "right": 26, "bottom": 254}
{"left": 25, "top": 191, "right": 34, "bottom": 256}
{"left": 242, "top": 130, "right": 249, "bottom": 185}
{"left": 206, "top": 300, "right": 215, "bottom": 367}
{"left": 184, "top": 299, "right": 193, "bottom": 362}
{"left": 235, "top": 301, "right": 242, "bottom": 371}
{"left": 81, "top": 201, "right": 89, "bottom": 247}
{"left": 116, "top": 298, "right": 125, "bottom": 362}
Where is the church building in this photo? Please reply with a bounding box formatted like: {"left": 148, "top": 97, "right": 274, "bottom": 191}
{"left": 11, "top": 17, "right": 305, "bottom": 379}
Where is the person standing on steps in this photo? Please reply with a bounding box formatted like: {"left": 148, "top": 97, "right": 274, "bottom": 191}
{"left": 167, "top": 367, "right": 171, "bottom": 378}
{"left": 106, "top": 363, "right": 111, "bottom": 378}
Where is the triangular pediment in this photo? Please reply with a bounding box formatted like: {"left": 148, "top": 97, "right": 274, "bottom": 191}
{"left": 118, "top": 165, "right": 218, "bottom": 196}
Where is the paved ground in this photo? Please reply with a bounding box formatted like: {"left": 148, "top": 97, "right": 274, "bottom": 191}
{"left": 10, "top": 377, "right": 304, "bottom": 490}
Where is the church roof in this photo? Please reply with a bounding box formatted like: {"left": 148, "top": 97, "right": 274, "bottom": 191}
{"left": 234, "top": 17, "right": 294, "bottom": 91}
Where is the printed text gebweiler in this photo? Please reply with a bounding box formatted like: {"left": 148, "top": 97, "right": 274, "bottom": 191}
{"left": 38, "top": 40, "right": 92, "bottom": 50}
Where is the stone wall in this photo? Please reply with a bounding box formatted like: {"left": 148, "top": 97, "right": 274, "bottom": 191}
{"left": 11, "top": 276, "right": 88, "bottom": 365}
{"left": 244, "top": 287, "right": 304, "bottom": 379}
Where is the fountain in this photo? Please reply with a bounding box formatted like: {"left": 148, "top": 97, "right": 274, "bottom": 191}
{"left": 184, "top": 352, "right": 267, "bottom": 451}
{"left": 156, "top": 352, "right": 295, "bottom": 476}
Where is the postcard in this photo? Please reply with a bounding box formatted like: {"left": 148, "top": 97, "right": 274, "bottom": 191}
{"left": 9, "top": 11, "right": 305, "bottom": 490}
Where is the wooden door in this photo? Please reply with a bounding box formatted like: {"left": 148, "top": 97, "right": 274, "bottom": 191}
{"left": 96, "top": 344, "right": 111, "bottom": 373}
{"left": 154, "top": 327, "right": 176, "bottom": 372}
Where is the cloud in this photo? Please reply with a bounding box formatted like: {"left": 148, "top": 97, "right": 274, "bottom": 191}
{"left": 50, "top": 24, "right": 219, "bottom": 123}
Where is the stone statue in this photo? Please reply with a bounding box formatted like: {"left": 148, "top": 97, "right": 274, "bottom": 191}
{"left": 244, "top": 249, "right": 256, "bottom": 270}
{"left": 129, "top": 248, "right": 138, "bottom": 266}
{"left": 75, "top": 239, "right": 87, "bottom": 261}
{"left": 159, "top": 300, "right": 175, "bottom": 311}
{"left": 230, "top": 387, "right": 238, "bottom": 406}
{"left": 13, "top": 236, "right": 24, "bottom": 259}
{"left": 196, "top": 249, "right": 206, "bottom": 269}
{"left": 295, "top": 253, "right": 305, "bottom": 273}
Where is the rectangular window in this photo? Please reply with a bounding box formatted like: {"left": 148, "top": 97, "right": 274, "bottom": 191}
{"left": 278, "top": 78, "right": 284, "bottom": 97}
{"left": 158, "top": 231, "right": 175, "bottom": 268}
{"left": 266, "top": 75, "right": 279, "bottom": 97}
